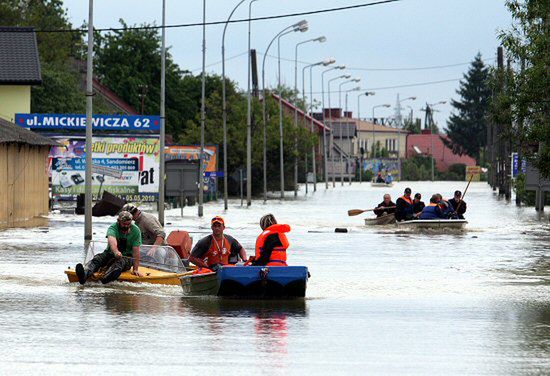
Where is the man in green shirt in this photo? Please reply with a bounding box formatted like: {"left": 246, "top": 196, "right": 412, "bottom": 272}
{"left": 75, "top": 211, "right": 143, "bottom": 284}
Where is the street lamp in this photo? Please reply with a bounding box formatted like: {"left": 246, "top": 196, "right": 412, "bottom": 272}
{"left": 246, "top": 0, "right": 259, "bottom": 207}
{"left": 294, "top": 35, "right": 326, "bottom": 197}
{"left": 222, "top": 0, "right": 247, "bottom": 211}
{"left": 262, "top": 20, "right": 308, "bottom": 202}
{"left": 345, "top": 86, "right": 361, "bottom": 185}
{"left": 395, "top": 95, "right": 416, "bottom": 161}
{"left": 327, "top": 74, "right": 351, "bottom": 187}
{"left": 356, "top": 91, "right": 375, "bottom": 184}
{"left": 427, "top": 100, "right": 447, "bottom": 181}
{"left": 371, "top": 104, "right": 391, "bottom": 158}
{"left": 198, "top": 0, "right": 207, "bottom": 217}
{"left": 338, "top": 77, "right": 361, "bottom": 186}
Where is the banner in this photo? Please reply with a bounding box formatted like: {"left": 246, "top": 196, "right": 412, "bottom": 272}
{"left": 50, "top": 137, "right": 160, "bottom": 202}
{"left": 15, "top": 113, "right": 160, "bottom": 132}
{"left": 512, "top": 152, "right": 527, "bottom": 178}
{"left": 166, "top": 146, "right": 217, "bottom": 172}
{"left": 363, "top": 158, "right": 400, "bottom": 180}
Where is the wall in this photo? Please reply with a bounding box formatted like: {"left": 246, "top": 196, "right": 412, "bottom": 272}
{"left": 357, "top": 131, "right": 408, "bottom": 158}
{"left": 0, "top": 143, "right": 50, "bottom": 229}
{"left": 0, "top": 85, "right": 31, "bottom": 122}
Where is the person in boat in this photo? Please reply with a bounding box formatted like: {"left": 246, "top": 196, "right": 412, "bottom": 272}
{"left": 122, "top": 204, "right": 166, "bottom": 246}
{"left": 448, "top": 190, "right": 467, "bottom": 219}
{"left": 75, "top": 211, "right": 143, "bottom": 285}
{"left": 375, "top": 173, "right": 385, "bottom": 183}
{"left": 250, "top": 214, "right": 290, "bottom": 267}
{"left": 419, "top": 195, "right": 444, "bottom": 220}
{"left": 374, "top": 194, "right": 396, "bottom": 217}
{"left": 413, "top": 193, "right": 425, "bottom": 218}
{"left": 435, "top": 193, "right": 457, "bottom": 219}
{"left": 395, "top": 187, "right": 414, "bottom": 221}
{"left": 188, "top": 216, "right": 247, "bottom": 272}
{"left": 385, "top": 173, "right": 393, "bottom": 184}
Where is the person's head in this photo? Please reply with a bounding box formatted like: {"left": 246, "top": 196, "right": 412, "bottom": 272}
{"left": 211, "top": 216, "right": 225, "bottom": 237}
{"left": 377, "top": 172, "right": 382, "bottom": 177}
{"left": 383, "top": 194, "right": 391, "bottom": 205}
{"left": 117, "top": 211, "right": 133, "bottom": 233}
{"left": 429, "top": 195, "right": 438, "bottom": 204}
{"left": 414, "top": 193, "right": 422, "bottom": 203}
{"left": 454, "top": 190, "right": 462, "bottom": 199}
{"left": 260, "top": 214, "right": 277, "bottom": 230}
{"left": 404, "top": 187, "right": 412, "bottom": 197}
{"left": 122, "top": 204, "right": 140, "bottom": 220}
{"left": 435, "top": 193, "right": 443, "bottom": 202}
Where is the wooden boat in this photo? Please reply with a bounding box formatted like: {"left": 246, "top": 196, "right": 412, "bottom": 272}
{"left": 395, "top": 219, "right": 468, "bottom": 229}
{"left": 65, "top": 242, "right": 189, "bottom": 285}
{"left": 180, "top": 265, "right": 309, "bottom": 299}
{"left": 371, "top": 182, "right": 394, "bottom": 187}
{"left": 364, "top": 213, "right": 396, "bottom": 226}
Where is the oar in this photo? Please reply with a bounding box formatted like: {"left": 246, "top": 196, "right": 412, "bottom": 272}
{"left": 455, "top": 173, "right": 473, "bottom": 214}
{"left": 348, "top": 206, "right": 396, "bottom": 216}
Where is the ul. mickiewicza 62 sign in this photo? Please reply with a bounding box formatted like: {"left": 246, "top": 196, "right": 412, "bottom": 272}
{"left": 15, "top": 113, "right": 160, "bottom": 131}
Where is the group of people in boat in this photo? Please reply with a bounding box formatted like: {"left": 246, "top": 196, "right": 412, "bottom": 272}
{"left": 74, "top": 203, "right": 289, "bottom": 284}
{"left": 374, "top": 187, "right": 467, "bottom": 221}
{"left": 375, "top": 172, "right": 393, "bottom": 184}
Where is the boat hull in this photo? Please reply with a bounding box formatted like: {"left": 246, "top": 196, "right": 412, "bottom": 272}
{"left": 364, "top": 213, "right": 396, "bottom": 226}
{"left": 396, "top": 219, "right": 467, "bottom": 229}
{"left": 180, "top": 266, "right": 309, "bottom": 299}
{"left": 371, "top": 182, "right": 394, "bottom": 187}
{"left": 65, "top": 266, "right": 183, "bottom": 285}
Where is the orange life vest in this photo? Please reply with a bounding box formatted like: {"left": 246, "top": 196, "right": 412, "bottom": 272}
{"left": 254, "top": 224, "right": 290, "bottom": 266}
{"left": 399, "top": 195, "right": 413, "bottom": 205}
{"left": 201, "top": 235, "right": 231, "bottom": 267}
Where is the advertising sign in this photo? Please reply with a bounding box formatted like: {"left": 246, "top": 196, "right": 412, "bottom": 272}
{"left": 50, "top": 137, "right": 160, "bottom": 202}
{"left": 166, "top": 146, "right": 217, "bottom": 172}
{"left": 512, "top": 152, "right": 527, "bottom": 178}
{"left": 363, "top": 158, "right": 401, "bottom": 180}
{"left": 465, "top": 166, "right": 481, "bottom": 182}
{"left": 15, "top": 113, "right": 160, "bottom": 132}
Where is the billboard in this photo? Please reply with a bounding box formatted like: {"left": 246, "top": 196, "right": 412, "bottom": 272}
{"left": 165, "top": 146, "right": 217, "bottom": 172}
{"left": 362, "top": 158, "right": 400, "bottom": 180}
{"left": 50, "top": 137, "right": 160, "bottom": 202}
{"left": 15, "top": 113, "right": 160, "bottom": 132}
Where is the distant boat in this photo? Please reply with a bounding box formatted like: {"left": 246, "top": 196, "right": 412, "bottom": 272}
{"left": 364, "top": 213, "right": 396, "bottom": 226}
{"left": 371, "top": 182, "right": 394, "bottom": 187}
{"left": 396, "top": 219, "right": 467, "bottom": 229}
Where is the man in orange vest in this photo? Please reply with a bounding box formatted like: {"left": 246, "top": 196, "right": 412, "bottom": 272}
{"left": 395, "top": 187, "right": 414, "bottom": 221}
{"left": 251, "top": 214, "right": 290, "bottom": 266}
{"left": 189, "top": 216, "right": 247, "bottom": 272}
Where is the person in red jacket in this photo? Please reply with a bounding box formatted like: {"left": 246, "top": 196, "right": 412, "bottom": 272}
{"left": 251, "top": 214, "right": 290, "bottom": 266}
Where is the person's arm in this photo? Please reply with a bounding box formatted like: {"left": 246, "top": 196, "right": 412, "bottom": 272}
{"left": 107, "top": 236, "right": 122, "bottom": 258}
{"left": 132, "top": 246, "right": 143, "bottom": 276}
{"left": 188, "top": 237, "right": 210, "bottom": 268}
{"left": 238, "top": 247, "right": 247, "bottom": 262}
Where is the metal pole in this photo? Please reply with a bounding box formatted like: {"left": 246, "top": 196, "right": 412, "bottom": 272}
{"left": 159, "top": 0, "right": 166, "bottom": 225}
{"left": 309, "top": 66, "right": 317, "bottom": 192}
{"left": 222, "top": 1, "right": 246, "bottom": 211}
{"left": 277, "top": 35, "right": 285, "bottom": 199}
{"left": 372, "top": 106, "right": 376, "bottom": 158}
{"left": 198, "top": 0, "right": 206, "bottom": 217}
{"left": 328, "top": 80, "right": 334, "bottom": 187}
{"left": 84, "top": 0, "right": 94, "bottom": 243}
{"left": 430, "top": 105, "right": 435, "bottom": 181}
{"left": 321, "top": 68, "right": 333, "bottom": 189}
{"left": 294, "top": 43, "right": 299, "bottom": 197}
{"left": 246, "top": 0, "right": 256, "bottom": 207}
{"left": 302, "top": 64, "right": 309, "bottom": 194}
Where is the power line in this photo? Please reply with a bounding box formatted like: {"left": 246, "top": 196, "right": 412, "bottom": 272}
{"left": 8, "top": 0, "right": 402, "bottom": 33}
{"left": 306, "top": 78, "right": 461, "bottom": 95}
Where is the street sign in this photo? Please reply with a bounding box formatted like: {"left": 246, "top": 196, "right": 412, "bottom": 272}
{"left": 512, "top": 152, "right": 527, "bottom": 178}
{"left": 15, "top": 113, "right": 160, "bottom": 132}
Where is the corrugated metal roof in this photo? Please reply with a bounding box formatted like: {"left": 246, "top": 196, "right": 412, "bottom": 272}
{"left": 0, "top": 118, "right": 57, "bottom": 146}
{"left": 0, "top": 27, "right": 42, "bottom": 85}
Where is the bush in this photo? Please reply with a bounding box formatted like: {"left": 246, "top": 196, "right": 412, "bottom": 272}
{"left": 438, "top": 163, "right": 466, "bottom": 181}
{"left": 401, "top": 156, "right": 432, "bottom": 180}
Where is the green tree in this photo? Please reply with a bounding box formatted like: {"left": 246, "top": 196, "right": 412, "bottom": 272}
{"left": 445, "top": 53, "right": 491, "bottom": 164}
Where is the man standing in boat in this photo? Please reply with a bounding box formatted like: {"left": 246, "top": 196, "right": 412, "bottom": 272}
{"left": 448, "top": 190, "right": 467, "bottom": 219}
{"left": 374, "top": 194, "right": 396, "bottom": 217}
{"left": 122, "top": 204, "right": 166, "bottom": 246}
{"left": 75, "top": 211, "right": 143, "bottom": 284}
{"left": 189, "top": 216, "right": 247, "bottom": 272}
{"left": 413, "top": 193, "right": 425, "bottom": 218}
{"left": 395, "top": 187, "right": 414, "bottom": 221}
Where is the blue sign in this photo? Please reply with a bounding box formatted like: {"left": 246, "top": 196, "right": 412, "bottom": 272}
{"left": 205, "top": 171, "right": 224, "bottom": 178}
{"left": 15, "top": 113, "right": 160, "bottom": 132}
{"left": 512, "top": 152, "right": 527, "bottom": 178}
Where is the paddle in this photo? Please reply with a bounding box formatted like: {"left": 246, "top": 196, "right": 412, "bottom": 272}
{"left": 348, "top": 206, "right": 396, "bottom": 216}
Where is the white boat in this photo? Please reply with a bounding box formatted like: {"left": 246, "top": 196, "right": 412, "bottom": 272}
{"left": 371, "top": 182, "right": 394, "bottom": 187}
{"left": 364, "top": 213, "right": 396, "bottom": 226}
{"left": 395, "top": 219, "right": 468, "bottom": 229}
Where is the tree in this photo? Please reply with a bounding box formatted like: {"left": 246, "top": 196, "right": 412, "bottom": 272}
{"left": 445, "top": 53, "right": 491, "bottom": 164}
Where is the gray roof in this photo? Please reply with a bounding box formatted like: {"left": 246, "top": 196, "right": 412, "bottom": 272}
{"left": 330, "top": 122, "right": 357, "bottom": 138}
{"left": 0, "top": 118, "right": 57, "bottom": 146}
{"left": 0, "top": 27, "right": 42, "bottom": 85}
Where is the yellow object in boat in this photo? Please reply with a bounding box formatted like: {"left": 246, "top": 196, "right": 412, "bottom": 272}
{"left": 64, "top": 266, "right": 189, "bottom": 286}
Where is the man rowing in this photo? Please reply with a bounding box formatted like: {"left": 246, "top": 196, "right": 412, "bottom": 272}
{"left": 395, "top": 187, "right": 414, "bottom": 221}
{"left": 373, "top": 194, "right": 396, "bottom": 217}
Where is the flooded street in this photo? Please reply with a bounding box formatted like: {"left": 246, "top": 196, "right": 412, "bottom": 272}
{"left": 1, "top": 181, "right": 549, "bottom": 375}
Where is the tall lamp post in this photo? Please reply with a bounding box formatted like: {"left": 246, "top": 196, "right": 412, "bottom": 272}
{"left": 294, "top": 36, "right": 326, "bottom": 197}
{"left": 321, "top": 65, "right": 345, "bottom": 189}
{"left": 198, "top": 0, "right": 207, "bottom": 217}
{"left": 427, "top": 100, "right": 447, "bottom": 181}
{"left": 371, "top": 103, "right": 391, "bottom": 158}
{"left": 84, "top": 0, "right": 94, "bottom": 242}
{"left": 222, "top": 0, "right": 246, "bottom": 211}
{"left": 345, "top": 86, "right": 360, "bottom": 185}
{"left": 246, "top": 0, "right": 258, "bottom": 207}
{"left": 159, "top": 0, "right": 166, "bottom": 225}
{"left": 395, "top": 95, "right": 416, "bottom": 160}
{"left": 356, "top": 91, "right": 375, "bottom": 184}
{"left": 327, "top": 74, "right": 351, "bottom": 187}
{"left": 338, "top": 77, "right": 361, "bottom": 186}
{"left": 262, "top": 20, "right": 308, "bottom": 202}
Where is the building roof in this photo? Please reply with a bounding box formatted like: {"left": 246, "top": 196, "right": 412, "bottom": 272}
{"left": 355, "top": 119, "right": 405, "bottom": 134}
{"left": 407, "top": 133, "right": 476, "bottom": 172}
{"left": 0, "top": 27, "right": 42, "bottom": 85}
{"left": 0, "top": 118, "right": 57, "bottom": 146}
{"left": 271, "top": 93, "right": 330, "bottom": 131}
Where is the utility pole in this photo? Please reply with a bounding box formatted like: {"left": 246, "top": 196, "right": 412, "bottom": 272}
{"left": 159, "top": 0, "right": 166, "bottom": 225}
{"left": 198, "top": 0, "right": 206, "bottom": 217}
{"left": 84, "top": 0, "right": 94, "bottom": 243}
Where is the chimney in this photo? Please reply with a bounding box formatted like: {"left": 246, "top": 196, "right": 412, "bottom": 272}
{"left": 344, "top": 111, "right": 353, "bottom": 118}
{"left": 323, "top": 108, "right": 342, "bottom": 119}
{"left": 421, "top": 129, "right": 432, "bottom": 135}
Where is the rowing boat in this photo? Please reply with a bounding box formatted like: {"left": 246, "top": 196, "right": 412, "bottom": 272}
{"left": 371, "top": 182, "right": 394, "bottom": 187}
{"left": 65, "top": 242, "right": 188, "bottom": 285}
{"left": 395, "top": 219, "right": 468, "bottom": 229}
{"left": 180, "top": 265, "right": 309, "bottom": 299}
{"left": 364, "top": 213, "right": 396, "bottom": 226}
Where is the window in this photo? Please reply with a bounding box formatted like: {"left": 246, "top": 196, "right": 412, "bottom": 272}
{"left": 385, "top": 139, "right": 396, "bottom": 152}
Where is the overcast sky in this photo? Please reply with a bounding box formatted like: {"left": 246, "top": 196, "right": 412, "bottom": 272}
{"left": 63, "top": 0, "right": 512, "bottom": 128}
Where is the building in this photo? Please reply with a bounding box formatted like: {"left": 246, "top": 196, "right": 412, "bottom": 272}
{"left": 0, "top": 27, "right": 42, "bottom": 122}
{"left": 407, "top": 132, "right": 477, "bottom": 172}
{"left": 0, "top": 118, "right": 57, "bottom": 229}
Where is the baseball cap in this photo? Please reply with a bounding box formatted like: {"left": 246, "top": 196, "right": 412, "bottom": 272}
{"left": 118, "top": 211, "right": 133, "bottom": 222}
{"left": 405, "top": 187, "right": 412, "bottom": 194}
{"left": 211, "top": 216, "right": 225, "bottom": 226}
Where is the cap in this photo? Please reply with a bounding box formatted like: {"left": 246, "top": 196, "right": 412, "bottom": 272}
{"left": 118, "top": 211, "right": 133, "bottom": 222}
{"left": 405, "top": 187, "right": 412, "bottom": 194}
{"left": 454, "top": 190, "right": 462, "bottom": 197}
{"left": 211, "top": 216, "right": 225, "bottom": 226}
{"left": 122, "top": 204, "right": 138, "bottom": 215}
{"left": 414, "top": 193, "right": 421, "bottom": 199}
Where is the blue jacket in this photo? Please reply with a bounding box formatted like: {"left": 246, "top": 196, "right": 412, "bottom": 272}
{"left": 419, "top": 204, "right": 444, "bottom": 220}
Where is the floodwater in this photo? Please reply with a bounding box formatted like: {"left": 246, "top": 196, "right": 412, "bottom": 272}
{"left": 1, "top": 181, "right": 549, "bottom": 375}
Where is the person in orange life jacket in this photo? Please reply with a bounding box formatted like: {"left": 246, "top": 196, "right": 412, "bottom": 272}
{"left": 251, "top": 214, "right": 290, "bottom": 267}
{"left": 375, "top": 173, "right": 385, "bottom": 183}
{"left": 435, "top": 193, "right": 456, "bottom": 218}
{"left": 448, "top": 190, "right": 467, "bottom": 219}
{"left": 413, "top": 193, "right": 425, "bottom": 218}
{"left": 419, "top": 195, "right": 445, "bottom": 219}
{"left": 188, "top": 216, "right": 247, "bottom": 272}
{"left": 373, "top": 194, "right": 396, "bottom": 217}
{"left": 395, "top": 187, "right": 414, "bottom": 221}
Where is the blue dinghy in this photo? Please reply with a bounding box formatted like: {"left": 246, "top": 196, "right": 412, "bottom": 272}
{"left": 180, "top": 266, "right": 309, "bottom": 299}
